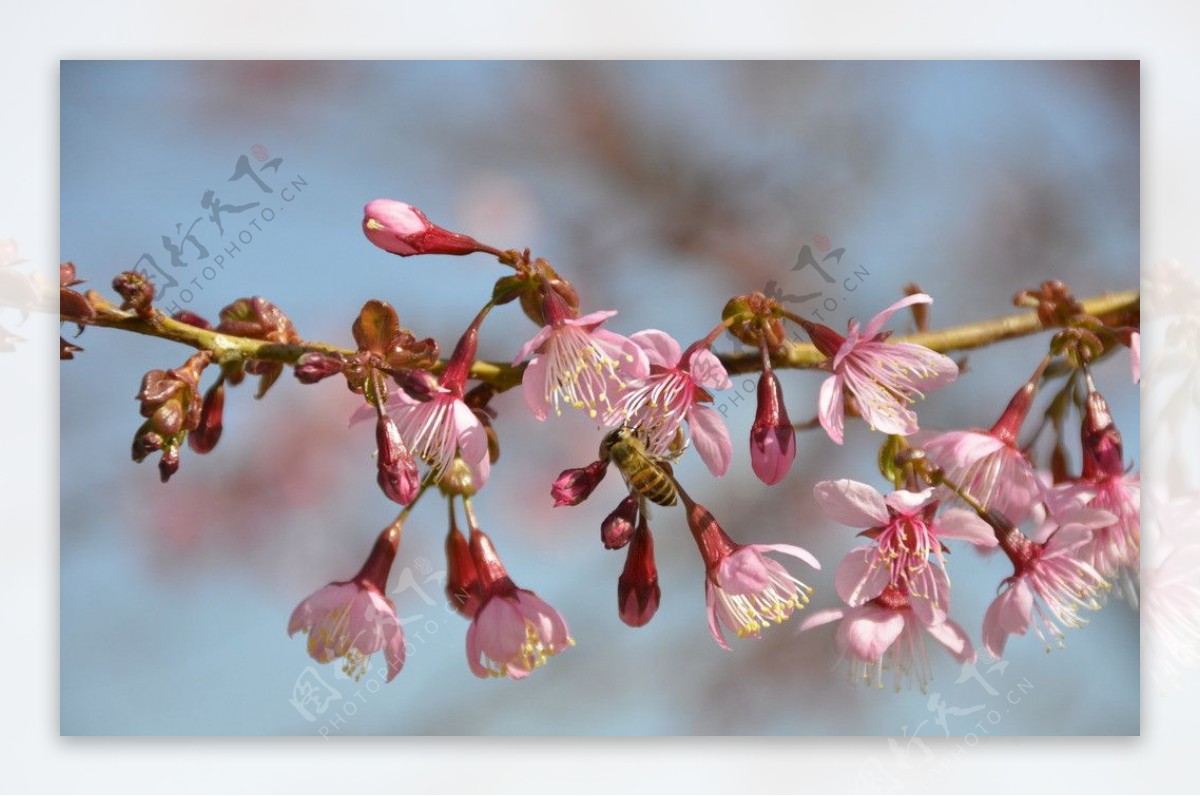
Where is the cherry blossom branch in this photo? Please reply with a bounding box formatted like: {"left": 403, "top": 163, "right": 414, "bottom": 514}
{"left": 73, "top": 287, "right": 1138, "bottom": 391}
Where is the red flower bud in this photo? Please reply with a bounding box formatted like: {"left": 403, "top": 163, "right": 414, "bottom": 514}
{"left": 363, "top": 199, "right": 495, "bottom": 258}
{"left": 1081, "top": 383, "right": 1125, "bottom": 480}
{"left": 749, "top": 369, "right": 796, "bottom": 485}
{"left": 601, "top": 495, "right": 639, "bottom": 550}
{"left": 293, "top": 352, "right": 345, "bottom": 384}
{"left": 188, "top": 380, "right": 225, "bottom": 454}
{"left": 376, "top": 414, "right": 420, "bottom": 505}
{"left": 551, "top": 460, "right": 608, "bottom": 507}
{"left": 445, "top": 526, "right": 482, "bottom": 618}
{"left": 617, "top": 520, "right": 660, "bottom": 628}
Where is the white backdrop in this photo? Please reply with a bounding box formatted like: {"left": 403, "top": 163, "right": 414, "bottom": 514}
{"left": 5, "top": 0, "right": 1198, "bottom": 792}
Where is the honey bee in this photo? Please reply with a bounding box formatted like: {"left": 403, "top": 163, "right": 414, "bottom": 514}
{"left": 599, "top": 426, "right": 685, "bottom": 507}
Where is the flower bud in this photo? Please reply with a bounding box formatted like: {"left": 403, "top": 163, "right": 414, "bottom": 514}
{"left": 601, "top": 495, "right": 639, "bottom": 550}
{"left": 112, "top": 270, "right": 155, "bottom": 317}
{"left": 294, "top": 352, "right": 345, "bottom": 384}
{"left": 722, "top": 293, "right": 786, "bottom": 348}
{"left": 188, "top": 381, "right": 225, "bottom": 454}
{"left": 392, "top": 368, "right": 440, "bottom": 402}
{"left": 158, "top": 445, "right": 181, "bottom": 483}
{"left": 376, "top": 414, "right": 420, "bottom": 505}
{"left": 131, "top": 426, "right": 163, "bottom": 462}
{"left": 445, "top": 526, "right": 482, "bottom": 618}
{"left": 172, "top": 310, "right": 212, "bottom": 330}
{"left": 551, "top": 460, "right": 608, "bottom": 507}
{"left": 363, "top": 199, "right": 494, "bottom": 257}
{"left": 60, "top": 337, "right": 83, "bottom": 360}
{"left": 617, "top": 520, "right": 660, "bottom": 628}
{"left": 749, "top": 369, "right": 796, "bottom": 486}
{"left": 1081, "top": 384, "right": 1125, "bottom": 480}
{"left": 59, "top": 262, "right": 95, "bottom": 324}
{"left": 796, "top": 317, "right": 845, "bottom": 359}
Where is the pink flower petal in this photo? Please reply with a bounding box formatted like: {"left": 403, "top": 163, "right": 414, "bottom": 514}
{"left": 925, "top": 618, "right": 974, "bottom": 663}
{"left": 629, "top": 329, "right": 681, "bottom": 369}
{"left": 687, "top": 403, "right": 732, "bottom": 477}
{"left": 837, "top": 605, "right": 906, "bottom": 661}
{"left": 752, "top": 543, "right": 822, "bottom": 572}
{"left": 572, "top": 309, "right": 619, "bottom": 328}
{"left": 813, "top": 479, "right": 889, "bottom": 527}
{"left": 907, "top": 564, "right": 950, "bottom": 626}
{"left": 798, "top": 607, "right": 846, "bottom": 633}
{"left": 817, "top": 374, "right": 845, "bottom": 445}
{"left": 521, "top": 355, "right": 551, "bottom": 421}
{"left": 705, "top": 580, "right": 732, "bottom": 651}
{"left": 935, "top": 508, "right": 998, "bottom": 547}
{"left": 688, "top": 348, "right": 732, "bottom": 390}
{"left": 592, "top": 327, "right": 650, "bottom": 380}
{"left": 834, "top": 546, "right": 890, "bottom": 606}
{"left": 883, "top": 488, "right": 935, "bottom": 516}
{"left": 983, "top": 582, "right": 1032, "bottom": 658}
{"left": 513, "top": 325, "right": 553, "bottom": 365}
{"left": 861, "top": 293, "right": 931, "bottom": 341}
{"left": 471, "top": 597, "right": 528, "bottom": 671}
{"left": 718, "top": 548, "right": 774, "bottom": 594}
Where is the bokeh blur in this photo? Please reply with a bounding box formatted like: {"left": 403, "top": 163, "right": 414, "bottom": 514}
{"left": 60, "top": 61, "right": 1139, "bottom": 735}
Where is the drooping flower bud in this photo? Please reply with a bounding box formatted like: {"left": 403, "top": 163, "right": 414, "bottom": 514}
{"left": 749, "top": 368, "right": 796, "bottom": 485}
{"left": 1080, "top": 380, "right": 1125, "bottom": 480}
{"left": 551, "top": 460, "right": 608, "bottom": 507}
{"left": 601, "top": 495, "right": 639, "bottom": 550}
{"left": 617, "top": 519, "right": 660, "bottom": 628}
{"left": 158, "top": 446, "right": 180, "bottom": 483}
{"left": 188, "top": 380, "right": 225, "bottom": 454}
{"left": 445, "top": 526, "right": 482, "bottom": 618}
{"left": 59, "top": 262, "right": 95, "bottom": 325}
{"left": 363, "top": 199, "right": 497, "bottom": 258}
{"left": 375, "top": 414, "right": 420, "bottom": 505}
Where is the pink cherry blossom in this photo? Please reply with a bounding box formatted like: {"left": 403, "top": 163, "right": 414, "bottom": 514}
{"left": 514, "top": 309, "right": 647, "bottom": 421}
{"left": 1049, "top": 474, "right": 1140, "bottom": 595}
{"left": 465, "top": 530, "right": 572, "bottom": 679}
{"left": 685, "top": 497, "right": 819, "bottom": 648}
{"left": 706, "top": 542, "right": 820, "bottom": 648}
{"left": 288, "top": 527, "right": 406, "bottom": 681}
{"left": 814, "top": 479, "right": 995, "bottom": 624}
{"left": 800, "top": 587, "right": 974, "bottom": 691}
{"left": 351, "top": 386, "right": 490, "bottom": 489}
{"left": 809, "top": 294, "right": 958, "bottom": 445}
{"left": 982, "top": 509, "right": 1114, "bottom": 658}
{"left": 288, "top": 582, "right": 406, "bottom": 681}
{"left": 923, "top": 428, "right": 1045, "bottom": 524}
{"left": 609, "top": 329, "right": 733, "bottom": 477}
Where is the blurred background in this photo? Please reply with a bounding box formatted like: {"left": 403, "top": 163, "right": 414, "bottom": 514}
{"left": 60, "top": 61, "right": 1139, "bottom": 735}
